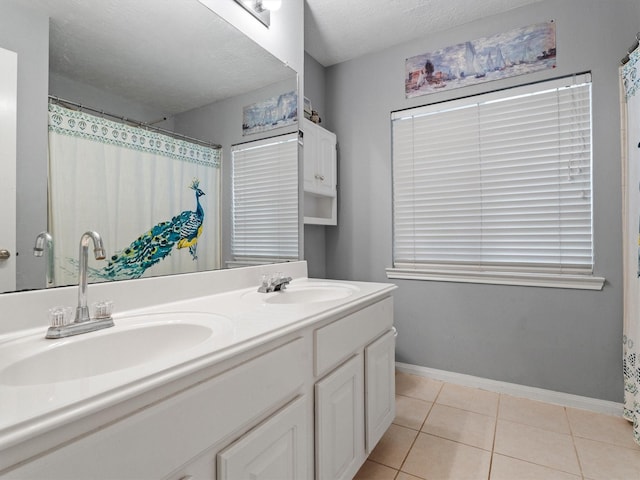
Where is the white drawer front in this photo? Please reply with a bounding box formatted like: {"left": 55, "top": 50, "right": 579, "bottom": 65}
{"left": 314, "top": 297, "right": 393, "bottom": 377}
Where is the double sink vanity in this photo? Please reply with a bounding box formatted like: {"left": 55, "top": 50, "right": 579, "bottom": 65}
{"left": 0, "top": 261, "right": 396, "bottom": 479}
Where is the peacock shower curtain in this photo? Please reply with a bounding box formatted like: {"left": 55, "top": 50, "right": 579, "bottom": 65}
{"left": 622, "top": 45, "right": 640, "bottom": 446}
{"left": 47, "top": 103, "right": 220, "bottom": 286}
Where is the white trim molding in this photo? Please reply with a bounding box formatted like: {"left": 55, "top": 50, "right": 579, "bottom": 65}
{"left": 386, "top": 267, "right": 606, "bottom": 290}
{"left": 396, "top": 362, "right": 623, "bottom": 417}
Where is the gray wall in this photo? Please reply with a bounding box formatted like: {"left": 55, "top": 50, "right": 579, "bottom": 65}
{"left": 304, "top": 52, "right": 327, "bottom": 117}
{"left": 323, "top": 0, "right": 640, "bottom": 402}
{"left": 49, "top": 73, "right": 174, "bottom": 130}
{"left": 304, "top": 52, "right": 328, "bottom": 278}
{"left": 0, "top": 2, "right": 49, "bottom": 291}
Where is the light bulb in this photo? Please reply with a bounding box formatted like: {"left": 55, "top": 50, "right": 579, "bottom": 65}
{"left": 262, "top": 0, "right": 281, "bottom": 11}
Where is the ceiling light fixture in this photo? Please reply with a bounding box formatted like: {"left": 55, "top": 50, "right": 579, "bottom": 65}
{"left": 232, "top": 0, "right": 278, "bottom": 28}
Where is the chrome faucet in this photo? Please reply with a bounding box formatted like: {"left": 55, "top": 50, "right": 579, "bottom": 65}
{"left": 258, "top": 273, "right": 292, "bottom": 293}
{"left": 45, "top": 231, "right": 114, "bottom": 339}
{"left": 76, "top": 231, "right": 106, "bottom": 322}
{"left": 33, "top": 231, "right": 54, "bottom": 287}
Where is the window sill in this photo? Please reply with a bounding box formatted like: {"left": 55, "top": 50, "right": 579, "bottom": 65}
{"left": 386, "top": 267, "right": 605, "bottom": 290}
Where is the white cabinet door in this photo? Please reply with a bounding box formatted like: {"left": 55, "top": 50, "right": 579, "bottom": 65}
{"left": 315, "top": 354, "right": 365, "bottom": 480}
{"left": 217, "top": 396, "right": 310, "bottom": 480}
{"left": 365, "top": 329, "right": 396, "bottom": 453}
{"left": 314, "top": 126, "right": 336, "bottom": 196}
{"left": 303, "top": 118, "right": 319, "bottom": 192}
{"left": 303, "top": 118, "right": 336, "bottom": 197}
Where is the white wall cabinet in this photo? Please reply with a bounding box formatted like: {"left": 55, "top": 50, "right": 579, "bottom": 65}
{"left": 303, "top": 118, "right": 337, "bottom": 225}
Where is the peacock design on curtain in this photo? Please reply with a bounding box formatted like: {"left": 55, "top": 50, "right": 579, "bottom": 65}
{"left": 94, "top": 178, "right": 206, "bottom": 280}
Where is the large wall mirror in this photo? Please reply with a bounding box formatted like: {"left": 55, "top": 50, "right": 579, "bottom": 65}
{"left": 0, "top": 0, "right": 299, "bottom": 294}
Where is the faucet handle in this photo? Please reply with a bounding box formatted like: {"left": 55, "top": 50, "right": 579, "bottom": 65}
{"left": 91, "top": 300, "right": 114, "bottom": 320}
{"left": 48, "top": 306, "right": 73, "bottom": 327}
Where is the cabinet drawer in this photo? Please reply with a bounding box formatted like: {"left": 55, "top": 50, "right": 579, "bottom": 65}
{"left": 314, "top": 297, "right": 393, "bottom": 377}
{"left": 9, "top": 338, "right": 307, "bottom": 479}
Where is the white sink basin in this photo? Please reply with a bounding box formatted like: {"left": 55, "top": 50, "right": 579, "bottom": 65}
{"left": 0, "top": 312, "right": 233, "bottom": 386}
{"left": 244, "top": 282, "right": 359, "bottom": 305}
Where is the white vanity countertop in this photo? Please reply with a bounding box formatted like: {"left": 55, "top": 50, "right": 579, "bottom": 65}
{"left": 0, "top": 276, "right": 396, "bottom": 462}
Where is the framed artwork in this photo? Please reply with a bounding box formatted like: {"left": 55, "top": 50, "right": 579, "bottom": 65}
{"left": 242, "top": 91, "right": 298, "bottom": 135}
{"left": 406, "top": 21, "right": 556, "bottom": 98}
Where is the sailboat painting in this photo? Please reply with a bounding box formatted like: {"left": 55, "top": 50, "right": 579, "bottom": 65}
{"left": 406, "top": 21, "right": 556, "bottom": 98}
{"left": 242, "top": 91, "right": 298, "bottom": 136}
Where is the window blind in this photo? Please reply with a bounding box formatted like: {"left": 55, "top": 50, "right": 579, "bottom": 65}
{"left": 391, "top": 75, "right": 594, "bottom": 279}
{"left": 231, "top": 133, "right": 298, "bottom": 264}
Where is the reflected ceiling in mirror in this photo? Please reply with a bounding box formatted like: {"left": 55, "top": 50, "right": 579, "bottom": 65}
{"left": 37, "top": 0, "right": 294, "bottom": 115}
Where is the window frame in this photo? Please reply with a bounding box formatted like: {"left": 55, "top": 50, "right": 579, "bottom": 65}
{"left": 387, "top": 74, "right": 605, "bottom": 290}
{"left": 230, "top": 133, "right": 299, "bottom": 266}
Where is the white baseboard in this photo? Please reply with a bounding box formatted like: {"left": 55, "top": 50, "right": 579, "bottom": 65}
{"left": 396, "top": 362, "right": 624, "bottom": 417}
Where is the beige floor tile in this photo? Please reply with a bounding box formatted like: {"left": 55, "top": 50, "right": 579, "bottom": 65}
{"left": 436, "top": 383, "right": 499, "bottom": 417}
{"left": 574, "top": 437, "right": 640, "bottom": 480}
{"left": 498, "top": 394, "right": 570, "bottom": 434}
{"left": 395, "top": 372, "right": 443, "bottom": 402}
{"left": 395, "top": 472, "right": 424, "bottom": 480}
{"left": 567, "top": 407, "right": 640, "bottom": 450}
{"left": 353, "top": 460, "right": 398, "bottom": 480}
{"left": 494, "top": 419, "right": 580, "bottom": 475}
{"left": 422, "top": 403, "right": 496, "bottom": 451}
{"left": 401, "top": 433, "right": 491, "bottom": 480}
{"left": 490, "top": 454, "right": 581, "bottom": 480}
{"left": 366, "top": 382, "right": 640, "bottom": 480}
{"left": 368, "top": 424, "right": 418, "bottom": 470}
{"left": 394, "top": 395, "right": 432, "bottom": 430}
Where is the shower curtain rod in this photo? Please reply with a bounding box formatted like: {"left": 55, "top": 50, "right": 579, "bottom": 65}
{"left": 620, "top": 32, "right": 640, "bottom": 65}
{"left": 48, "top": 95, "right": 221, "bottom": 149}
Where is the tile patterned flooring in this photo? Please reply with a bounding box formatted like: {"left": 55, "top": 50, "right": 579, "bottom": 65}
{"left": 354, "top": 372, "right": 640, "bottom": 480}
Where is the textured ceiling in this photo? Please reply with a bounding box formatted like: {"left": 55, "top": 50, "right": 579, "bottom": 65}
{"left": 6, "top": 0, "right": 547, "bottom": 113}
{"left": 305, "top": 0, "right": 544, "bottom": 67}
{"left": 9, "top": 0, "right": 294, "bottom": 115}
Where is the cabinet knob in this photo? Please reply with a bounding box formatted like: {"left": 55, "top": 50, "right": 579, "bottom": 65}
{"left": 314, "top": 174, "right": 325, "bottom": 181}
{"left": 0, "top": 249, "right": 10, "bottom": 260}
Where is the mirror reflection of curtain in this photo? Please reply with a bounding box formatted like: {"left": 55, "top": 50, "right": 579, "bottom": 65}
{"left": 621, "top": 46, "right": 640, "bottom": 446}
{"left": 48, "top": 104, "right": 220, "bottom": 286}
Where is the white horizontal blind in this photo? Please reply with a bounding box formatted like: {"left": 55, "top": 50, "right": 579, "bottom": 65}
{"left": 392, "top": 76, "right": 593, "bottom": 274}
{"left": 231, "top": 134, "right": 298, "bottom": 263}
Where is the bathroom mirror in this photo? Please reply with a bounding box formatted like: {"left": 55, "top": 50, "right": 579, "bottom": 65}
{"left": 0, "top": 0, "right": 299, "bottom": 293}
